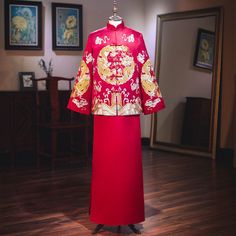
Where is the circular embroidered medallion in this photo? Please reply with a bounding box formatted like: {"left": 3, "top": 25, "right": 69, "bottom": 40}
{"left": 97, "top": 45, "right": 135, "bottom": 85}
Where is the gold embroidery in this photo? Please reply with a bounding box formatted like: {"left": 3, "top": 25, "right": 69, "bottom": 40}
{"left": 92, "top": 91, "right": 142, "bottom": 116}
{"left": 119, "top": 102, "right": 142, "bottom": 115}
{"left": 97, "top": 45, "right": 135, "bottom": 85}
{"left": 92, "top": 101, "right": 142, "bottom": 116}
{"left": 141, "top": 59, "right": 162, "bottom": 97}
{"left": 71, "top": 60, "right": 90, "bottom": 97}
{"left": 72, "top": 98, "right": 88, "bottom": 108}
{"left": 145, "top": 98, "right": 161, "bottom": 109}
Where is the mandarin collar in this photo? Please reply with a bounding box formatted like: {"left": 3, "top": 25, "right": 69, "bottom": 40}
{"left": 107, "top": 20, "right": 125, "bottom": 30}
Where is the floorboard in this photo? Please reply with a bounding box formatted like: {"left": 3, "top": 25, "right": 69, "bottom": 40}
{"left": 0, "top": 148, "right": 236, "bottom": 235}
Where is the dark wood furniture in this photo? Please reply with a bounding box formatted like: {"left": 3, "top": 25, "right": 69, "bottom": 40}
{"left": 0, "top": 89, "right": 90, "bottom": 168}
{"left": 0, "top": 92, "right": 36, "bottom": 167}
{"left": 181, "top": 97, "right": 211, "bottom": 148}
{"left": 34, "top": 76, "right": 89, "bottom": 169}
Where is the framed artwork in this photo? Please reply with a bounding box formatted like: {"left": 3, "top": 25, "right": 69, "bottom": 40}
{"left": 4, "top": 0, "right": 42, "bottom": 50}
{"left": 19, "top": 72, "right": 37, "bottom": 91}
{"left": 193, "top": 28, "right": 215, "bottom": 71}
{"left": 52, "top": 3, "right": 83, "bottom": 51}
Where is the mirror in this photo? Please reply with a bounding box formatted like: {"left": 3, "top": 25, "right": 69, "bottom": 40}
{"left": 150, "top": 7, "right": 223, "bottom": 159}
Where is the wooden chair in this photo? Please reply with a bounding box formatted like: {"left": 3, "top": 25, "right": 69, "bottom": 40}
{"left": 33, "top": 76, "right": 90, "bottom": 169}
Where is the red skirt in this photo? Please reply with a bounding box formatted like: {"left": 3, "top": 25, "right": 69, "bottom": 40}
{"left": 90, "top": 115, "right": 145, "bottom": 225}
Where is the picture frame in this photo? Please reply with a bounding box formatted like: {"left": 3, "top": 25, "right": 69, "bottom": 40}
{"left": 4, "top": 0, "right": 42, "bottom": 50}
{"left": 52, "top": 3, "right": 83, "bottom": 51}
{"left": 19, "top": 72, "right": 37, "bottom": 91}
{"left": 193, "top": 28, "right": 215, "bottom": 71}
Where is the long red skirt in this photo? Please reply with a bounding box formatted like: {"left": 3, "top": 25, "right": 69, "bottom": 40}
{"left": 90, "top": 115, "right": 145, "bottom": 225}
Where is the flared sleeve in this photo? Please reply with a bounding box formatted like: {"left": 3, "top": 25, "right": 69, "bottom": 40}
{"left": 137, "top": 34, "right": 165, "bottom": 115}
{"left": 67, "top": 35, "right": 93, "bottom": 115}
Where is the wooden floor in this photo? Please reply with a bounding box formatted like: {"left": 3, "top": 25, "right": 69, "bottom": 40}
{"left": 0, "top": 148, "right": 236, "bottom": 236}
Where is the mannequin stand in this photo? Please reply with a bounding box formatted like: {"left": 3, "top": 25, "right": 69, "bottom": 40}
{"left": 92, "top": 224, "right": 104, "bottom": 234}
{"left": 128, "top": 224, "right": 141, "bottom": 234}
{"left": 92, "top": 224, "right": 141, "bottom": 234}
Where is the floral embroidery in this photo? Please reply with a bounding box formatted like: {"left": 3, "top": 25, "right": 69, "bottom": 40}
{"left": 72, "top": 98, "right": 88, "bottom": 108}
{"left": 95, "top": 37, "right": 102, "bottom": 45}
{"left": 130, "top": 78, "right": 140, "bottom": 93}
{"left": 122, "top": 34, "right": 135, "bottom": 43}
{"left": 137, "top": 50, "right": 148, "bottom": 64}
{"left": 86, "top": 53, "right": 93, "bottom": 64}
{"left": 145, "top": 98, "right": 161, "bottom": 108}
{"left": 93, "top": 80, "right": 102, "bottom": 93}
{"left": 95, "top": 36, "right": 110, "bottom": 45}
{"left": 137, "top": 53, "right": 145, "bottom": 64}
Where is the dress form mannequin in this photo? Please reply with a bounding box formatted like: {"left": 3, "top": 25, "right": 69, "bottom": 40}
{"left": 92, "top": 224, "right": 141, "bottom": 234}
{"left": 108, "top": 0, "right": 123, "bottom": 28}
{"left": 108, "top": 0, "right": 122, "bottom": 22}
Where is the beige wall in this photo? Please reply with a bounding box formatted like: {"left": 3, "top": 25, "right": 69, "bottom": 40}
{"left": 144, "top": 0, "right": 235, "bottom": 148}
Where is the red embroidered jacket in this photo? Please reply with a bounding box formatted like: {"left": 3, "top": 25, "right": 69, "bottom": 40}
{"left": 67, "top": 21, "right": 165, "bottom": 116}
